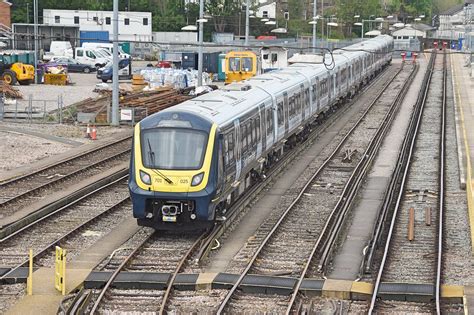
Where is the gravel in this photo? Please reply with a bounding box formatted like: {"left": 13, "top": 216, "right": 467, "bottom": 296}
{"left": 0, "top": 129, "right": 70, "bottom": 172}
{"left": 0, "top": 122, "right": 131, "bottom": 175}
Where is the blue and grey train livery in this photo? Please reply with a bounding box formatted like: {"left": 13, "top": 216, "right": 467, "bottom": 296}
{"left": 129, "top": 35, "right": 394, "bottom": 230}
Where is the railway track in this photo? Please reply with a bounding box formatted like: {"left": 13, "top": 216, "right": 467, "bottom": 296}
{"left": 0, "top": 136, "right": 131, "bottom": 220}
{"left": 0, "top": 176, "right": 130, "bottom": 281}
{"left": 63, "top": 63, "right": 401, "bottom": 315}
{"left": 369, "top": 51, "right": 446, "bottom": 314}
{"left": 216, "top": 64, "right": 417, "bottom": 314}
{"left": 86, "top": 230, "right": 208, "bottom": 314}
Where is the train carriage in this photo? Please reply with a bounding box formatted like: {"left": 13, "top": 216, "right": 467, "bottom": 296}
{"left": 129, "top": 35, "right": 394, "bottom": 230}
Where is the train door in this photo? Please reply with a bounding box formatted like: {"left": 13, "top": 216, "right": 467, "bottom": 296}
{"left": 266, "top": 104, "right": 274, "bottom": 149}
{"left": 258, "top": 104, "right": 266, "bottom": 154}
{"left": 275, "top": 95, "right": 284, "bottom": 141}
{"left": 234, "top": 119, "right": 242, "bottom": 182}
{"left": 301, "top": 83, "right": 307, "bottom": 122}
{"left": 283, "top": 92, "right": 289, "bottom": 136}
{"left": 314, "top": 77, "right": 320, "bottom": 113}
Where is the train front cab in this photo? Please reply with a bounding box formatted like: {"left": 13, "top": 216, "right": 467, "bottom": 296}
{"left": 225, "top": 51, "right": 257, "bottom": 84}
{"left": 129, "top": 113, "right": 224, "bottom": 230}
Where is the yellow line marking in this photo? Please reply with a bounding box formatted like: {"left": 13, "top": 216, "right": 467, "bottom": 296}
{"left": 450, "top": 52, "right": 474, "bottom": 253}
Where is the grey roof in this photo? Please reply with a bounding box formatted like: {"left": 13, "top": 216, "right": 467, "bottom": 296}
{"left": 160, "top": 35, "right": 394, "bottom": 128}
{"left": 440, "top": 4, "right": 464, "bottom": 16}
{"left": 413, "top": 23, "right": 435, "bottom": 32}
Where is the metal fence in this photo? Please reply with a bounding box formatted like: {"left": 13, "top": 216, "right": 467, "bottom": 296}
{"left": 0, "top": 94, "right": 71, "bottom": 123}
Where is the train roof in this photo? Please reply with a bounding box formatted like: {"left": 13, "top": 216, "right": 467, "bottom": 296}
{"left": 155, "top": 35, "right": 393, "bottom": 128}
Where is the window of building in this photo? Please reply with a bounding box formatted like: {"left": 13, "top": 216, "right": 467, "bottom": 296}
{"left": 106, "top": 17, "right": 111, "bottom": 25}
{"left": 74, "top": 16, "right": 79, "bottom": 24}
{"left": 55, "top": 16, "right": 60, "bottom": 23}
{"left": 262, "top": 11, "right": 268, "bottom": 18}
{"left": 93, "top": 16, "right": 98, "bottom": 22}
{"left": 124, "top": 18, "right": 130, "bottom": 25}
{"left": 143, "top": 18, "right": 148, "bottom": 25}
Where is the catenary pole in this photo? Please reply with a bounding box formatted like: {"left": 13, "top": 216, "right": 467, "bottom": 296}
{"left": 197, "top": 0, "right": 204, "bottom": 87}
{"left": 111, "top": 0, "right": 119, "bottom": 125}
{"left": 245, "top": 0, "right": 250, "bottom": 47}
{"left": 33, "top": 0, "right": 38, "bottom": 83}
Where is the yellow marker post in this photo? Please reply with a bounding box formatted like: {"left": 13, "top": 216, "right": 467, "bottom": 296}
{"left": 27, "top": 249, "right": 33, "bottom": 295}
{"left": 55, "top": 246, "right": 67, "bottom": 295}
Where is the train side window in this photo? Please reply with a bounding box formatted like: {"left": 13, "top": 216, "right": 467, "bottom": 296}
{"left": 277, "top": 102, "right": 284, "bottom": 125}
{"left": 305, "top": 88, "right": 310, "bottom": 106}
{"left": 312, "top": 84, "right": 317, "bottom": 102}
{"left": 224, "top": 132, "right": 235, "bottom": 165}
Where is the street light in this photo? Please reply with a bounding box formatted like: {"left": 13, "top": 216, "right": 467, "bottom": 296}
{"left": 261, "top": 18, "right": 270, "bottom": 22}
{"left": 311, "top": 0, "right": 318, "bottom": 52}
{"left": 197, "top": 0, "right": 205, "bottom": 87}
{"left": 265, "top": 20, "right": 277, "bottom": 25}
{"left": 327, "top": 22, "right": 338, "bottom": 39}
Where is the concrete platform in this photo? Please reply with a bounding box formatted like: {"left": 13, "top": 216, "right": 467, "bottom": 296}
{"left": 329, "top": 59, "right": 427, "bottom": 280}
{"left": 5, "top": 216, "right": 140, "bottom": 315}
{"left": 450, "top": 52, "right": 474, "bottom": 252}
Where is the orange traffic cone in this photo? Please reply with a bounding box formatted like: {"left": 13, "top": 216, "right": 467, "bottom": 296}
{"left": 91, "top": 125, "right": 97, "bottom": 140}
{"left": 85, "top": 124, "right": 91, "bottom": 138}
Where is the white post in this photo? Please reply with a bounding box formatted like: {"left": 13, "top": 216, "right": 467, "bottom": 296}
{"left": 111, "top": 0, "right": 119, "bottom": 126}
{"left": 197, "top": 0, "right": 204, "bottom": 87}
{"left": 362, "top": 20, "right": 364, "bottom": 39}
{"left": 312, "top": 0, "right": 317, "bottom": 52}
{"left": 244, "top": 0, "right": 250, "bottom": 47}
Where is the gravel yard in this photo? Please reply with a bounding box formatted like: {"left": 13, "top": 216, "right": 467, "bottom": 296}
{"left": 14, "top": 73, "right": 101, "bottom": 111}
{"left": 0, "top": 121, "right": 132, "bottom": 175}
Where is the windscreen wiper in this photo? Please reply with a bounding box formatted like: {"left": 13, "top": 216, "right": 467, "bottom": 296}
{"left": 147, "top": 139, "right": 174, "bottom": 185}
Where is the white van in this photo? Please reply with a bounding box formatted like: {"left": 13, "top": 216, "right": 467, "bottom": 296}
{"left": 74, "top": 48, "right": 110, "bottom": 69}
{"left": 43, "top": 41, "right": 74, "bottom": 61}
{"left": 82, "top": 42, "right": 130, "bottom": 59}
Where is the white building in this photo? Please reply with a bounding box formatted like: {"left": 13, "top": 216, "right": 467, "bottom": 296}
{"left": 255, "top": 1, "right": 276, "bottom": 19}
{"left": 43, "top": 9, "right": 152, "bottom": 42}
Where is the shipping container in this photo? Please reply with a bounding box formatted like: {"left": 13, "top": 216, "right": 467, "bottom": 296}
{"left": 80, "top": 31, "right": 110, "bottom": 46}
{"left": 202, "top": 52, "right": 220, "bottom": 74}
{"left": 181, "top": 52, "right": 198, "bottom": 70}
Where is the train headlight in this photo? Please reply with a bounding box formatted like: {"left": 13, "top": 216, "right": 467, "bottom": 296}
{"left": 191, "top": 172, "right": 204, "bottom": 186}
{"left": 140, "top": 170, "right": 152, "bottom": 185}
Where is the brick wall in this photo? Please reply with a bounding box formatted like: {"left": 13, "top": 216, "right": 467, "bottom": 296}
{"left": 0, "top": 1, "right": 12, "bottom": 28}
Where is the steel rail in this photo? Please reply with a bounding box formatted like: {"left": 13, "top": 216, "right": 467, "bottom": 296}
{"left": 216, "top": 64, "right": 403, "bottom": 315}
{"left": 158, "top": 231, "right": 209, "bottom": 315}
{"left": 0, "top": 175, "right": 129, "bottom": 282}
{"left": 0, "top": 135, "right": 131, "bottom": 187}
{"left": 89, "top": 230, "right": 155, "bottom": 314}
{"left": 436, "top": 50, "right": 447, "bottom": 315}
{"left": 368, "top": 51, "right": 439, "bottom": 315}
{"left": 0, "top": 148, "right": 130, "bottom": 209}
{"left": 285, "top": 63, "right": 418, "bottom": 314}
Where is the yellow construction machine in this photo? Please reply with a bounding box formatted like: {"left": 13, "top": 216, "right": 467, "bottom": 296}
{"left": 0, "top": 61, "right": 35, "bottom": 85}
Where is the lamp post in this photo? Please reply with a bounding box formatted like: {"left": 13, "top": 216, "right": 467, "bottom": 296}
{"left": 312, "top": 0, "right": 317, "bottom": 52}
{"left": 309, "top": 16, "right": 319, "bottom": 52}
{"left": 244, "top": 0, "right": 250, "bottom": 46}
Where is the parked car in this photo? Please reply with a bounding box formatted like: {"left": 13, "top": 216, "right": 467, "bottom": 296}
{"left": 98, "top": 58, "right": 132, "bottom": 82}
{"left": 49, "top": 57, "right": 96, "bottom": 73}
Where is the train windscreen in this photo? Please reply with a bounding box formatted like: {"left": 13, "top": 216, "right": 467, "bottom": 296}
{"left": 141, "top": 128, "right": 208, "bottom": 170}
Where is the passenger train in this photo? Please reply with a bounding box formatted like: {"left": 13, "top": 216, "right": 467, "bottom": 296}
{"left": 129, "top": 35, "right": 394, "bottom": 230}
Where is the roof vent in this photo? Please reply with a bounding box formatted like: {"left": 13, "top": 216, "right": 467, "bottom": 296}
{"left": 223, "top": 83, "right": 252, "bottom": 91}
